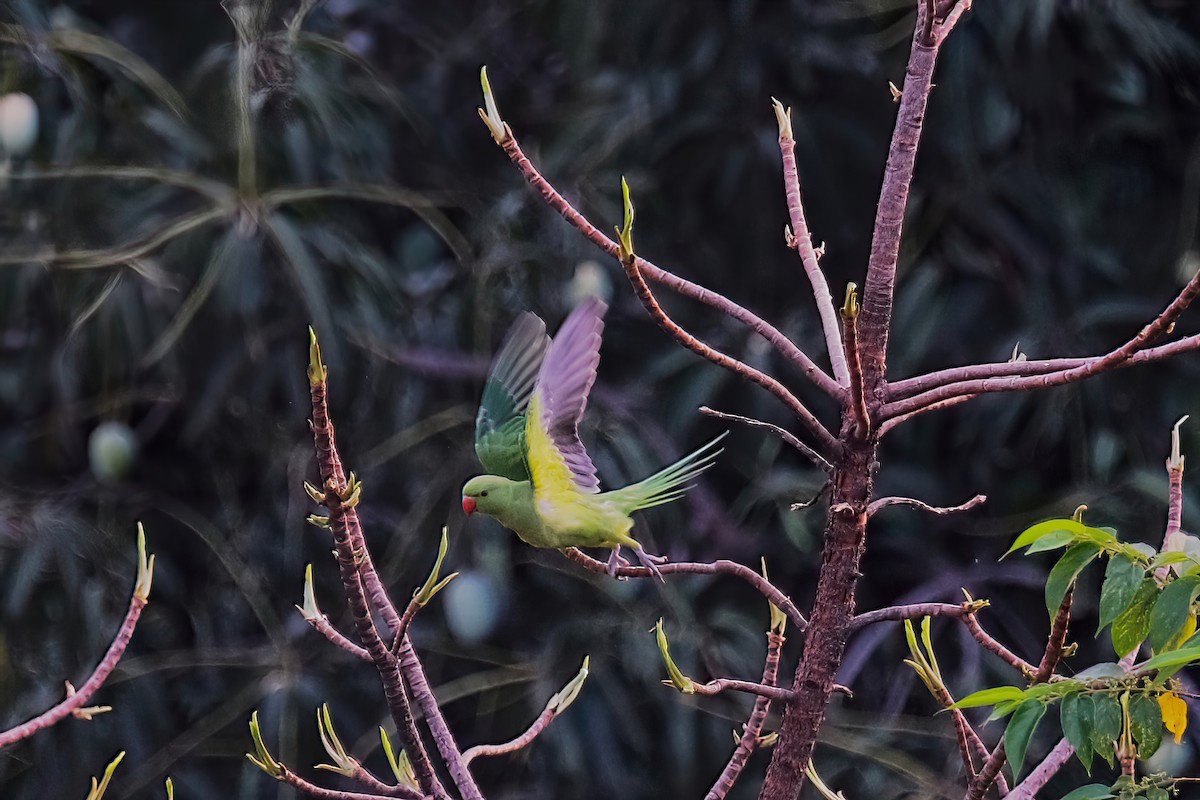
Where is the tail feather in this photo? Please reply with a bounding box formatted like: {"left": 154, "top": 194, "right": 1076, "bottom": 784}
{"left": 607, "top": 432, "right": 728, "bottom": 515}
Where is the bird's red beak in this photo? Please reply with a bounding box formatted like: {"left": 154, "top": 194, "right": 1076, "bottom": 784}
{"left": 462, "top": 496, "right": 477, "bottom": 515}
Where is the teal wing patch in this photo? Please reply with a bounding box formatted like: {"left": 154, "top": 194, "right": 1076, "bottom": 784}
{"left": 475, "top": 313, "right": 548, "bottom": 480}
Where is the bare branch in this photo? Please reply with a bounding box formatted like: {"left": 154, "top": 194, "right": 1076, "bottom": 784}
{"left": 496, "top": 131, "right": 844, "bottom": 399}
{"left": 699, "top": 406, "right": 833, "bottom": 473}
{"left": 841, "top": 284, "right": 870, "bottom": 437}
{"left": 1006, "top": 738, "right": 1073, "bottom": 800}
{"left": 961, "top": 611, "right": 1038, "bottom": 680}
{"left": 773, "top": 98, "right": 848, "bottom": 385}
{"left": 867, "top": 494, "right": 987, "bottom": 518}
{"left": 561, "top": 547, "right": 807, "bottom": 631}
{"left": 462, "top": 657, "right": 589, "bottom": 765}
{"left": 622, "top": 252, "right": 839, "bottom": 456}
{"left": 882, "top": 269, "right": 1200, "bottom": 422}
{"left": 0, "top": 594, "right": 147, "bottom": 749}
{"left": 878, "top": 394, "right": 976, "bottom": 436}
{"left": 689, "top": 679, "right": 796, "bottom": 703}
{"left": 706, "top": 629, "right": 785, "bottom": 800}
{"left": 278, "top": 765, "right": 423, "bottom": 799}
{"left": 850, "top": 601, "right": 970, "bottom": 631}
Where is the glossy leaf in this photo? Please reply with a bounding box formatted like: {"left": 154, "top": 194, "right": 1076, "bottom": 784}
{"left": 1004, "top": 700, "right": 1046, "bottom": 779}
{"left": 1148, "top": 576, "right": 1200, "bottom": 651}
{"left": 1128, "top": 692, "right": 1163, "bottom": 759}
{"left": 1160, "top": 691, "right": 1188, "bottom": 744}
{"left": 1024, "top": 528, "right": 1077, "bottom": 555}
{"left": 1060, "top": 692, "right": 1094, "bottom": 773}
{"left": 1006, "top": 519, "right": 1089, "bottom": 557}
{"left": 1089, "top": 693, "right": 1121, "bottom": 767}
{"left": 1138, "top": 644, "right": 1200, "bottom": 673}
{"left": 1110, "top": 579, "right": 1157, "bottom": 657}
{"left": 1045, "top": 543, "right": 1102, "bottom": 618}
{"left": 949, "top": 685, "right": 1027, "bottom": 710}
{"left": 1097, "top": 555, "right": 1144, "bottom": 633}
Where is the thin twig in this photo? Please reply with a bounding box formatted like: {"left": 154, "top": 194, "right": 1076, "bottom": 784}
{"left": 961, "top": 613, "right": 1038, "bottom": 680}
{"left": 561, "top": 548, "right": 807, "bottom": 631}
{"left": 774, "top": 101, "right": 848, "bottom": 385}
{"left": 699, "top": 406, "right": 833, "bottom": 473}
{"left": 0, "top": 594, "right": 147, "bottom": 748}
{"left": 882, "top": 269, "right": 1200, "bottom": 422}
{"left": 706, "top": 629, "right": 785, "bottom": 800}
{"left": 842, "top": 293, "right": 871, "bottom": 437}
{"left": 850, "top": 601, "right": 969, "bottom": 631}
{"left": 275, "top": 765, "right": 425, "bottom": 800}
{"left": 690, "top": 679, "right": 796, "bottom": 703}
{"left": 867, "top": 494, "right": 987, "bottom": 517}
{"left": 621, "top": 251, "right": 839, "bottom": 456}
{"left": 497, "top": 132, "right": 844, "bottom": 400}
{"left": 878, "top": 394, "right": 976, "bottom": 436}
{"left": 306, "top": 614, "right": 372, "bottom": 662}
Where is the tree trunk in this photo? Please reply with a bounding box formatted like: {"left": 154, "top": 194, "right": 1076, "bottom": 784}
{"left": 759, "top": 419, "right": 876, "bottom": 799}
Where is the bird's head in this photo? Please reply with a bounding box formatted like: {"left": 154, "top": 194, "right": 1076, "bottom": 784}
{"left": 461, "top": 475, "right": 515, "bottom": 517}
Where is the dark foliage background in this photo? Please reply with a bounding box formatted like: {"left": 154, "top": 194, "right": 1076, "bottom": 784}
{"left": 2, "top": 1, "right": 1200, "bottom": 798}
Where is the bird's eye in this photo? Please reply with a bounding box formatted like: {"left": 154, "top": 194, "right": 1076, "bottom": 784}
{"left": 480, "top": 491, "right": 489, "bottom": 497}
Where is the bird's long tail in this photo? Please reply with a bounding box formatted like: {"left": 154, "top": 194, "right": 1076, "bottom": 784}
{"left": 606, "top": 432, "right": 728, "bottom": 515}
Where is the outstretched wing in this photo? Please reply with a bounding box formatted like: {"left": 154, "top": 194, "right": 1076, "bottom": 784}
{"left": 475, "top": 313, "right": 549, "bottom": 481}
{"left": 529, "top": 298, "right": 606, "bottom": 494}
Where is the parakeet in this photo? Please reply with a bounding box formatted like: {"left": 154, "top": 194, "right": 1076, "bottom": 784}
{"left": 461, "top": 297, "right": 725, "bottom": 580}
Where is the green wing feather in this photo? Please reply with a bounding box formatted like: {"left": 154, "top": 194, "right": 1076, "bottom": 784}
{"left": 604, "top": 433, "right": 727, "bottom": 515}
{"left": 475, "top": 313, "right": 549, "bottom": 480}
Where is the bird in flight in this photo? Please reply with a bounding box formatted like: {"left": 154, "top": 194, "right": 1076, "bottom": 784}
{"left": 461, "top": 298, "right": 725, "bottom": 581}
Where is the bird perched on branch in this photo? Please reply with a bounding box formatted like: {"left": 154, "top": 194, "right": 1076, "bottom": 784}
{"left": 461, "top": 298, "right": 725, "bottom": 581}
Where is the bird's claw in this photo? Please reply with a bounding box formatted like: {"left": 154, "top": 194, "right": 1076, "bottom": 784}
{"left": 606, "top": 548, "right": 631, "bottom": 580}
{"left": 635, "top": 547, "right": 667, "bottom": 583}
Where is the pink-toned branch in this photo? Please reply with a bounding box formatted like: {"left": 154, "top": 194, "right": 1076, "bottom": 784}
{"left": 497, "top": 132, "right": 844, "bottom": 400}
{"left": 277, "top": 765, "right": 425, "bottom": 800}
{"left": 961, "top": 611, "right": 1038, "bottom": 679}
{"left": 706, "top": 629, "right": 785, "bottom": 800}
{"left": 690, "top": 679, "right": 796, "bottom": 703}
{"left": 699, "top": 406, "right": 833, "bottom": 473}
{"left": 302, "top": 611, "right": 371, "bottom": 663}
{"left": 462, "top": 707, "right": 555, "bottom": 765}
{"left": 967, "top": 587, "right": 1075, "bottom": 799}
{"left": 842, "top": 296, "right": 871, "bottom": 437}
{"left": 878, "top": 394, "right": 976, "bottom": 436}
{"left": 0, "top": 594, "right": 147, "bottom": 749}
{"left": 774, "top": 99, "right": 848, "bottom": 385}
{"left": 621, "top": 252, "right": 839, "bottom": 456}
{"left": 882, "top": 269, "right": 1200, "bottom": 422}
{"left": 1006, "top": 738, "right": 1073, "bottom": 800}
{"left": 867, "top": 494, "right": 987, "bottom": 518}
{"left": 561, "top": 547, "right": 807, "bottom": 631}
{"left": 856, "top": 0, "right": 970, "bottom": 387}
{"left": 850, "top": 601, "right": 967, "bottom": 631}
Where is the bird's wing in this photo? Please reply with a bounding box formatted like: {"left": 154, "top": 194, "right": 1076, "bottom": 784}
{"left": 475, "top": 312, "right": 549, "bottom": 481}
{"left": 529, "top": 298, "right": 606, "bottom": 493}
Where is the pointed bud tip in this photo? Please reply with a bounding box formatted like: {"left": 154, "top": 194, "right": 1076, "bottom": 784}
{"left": 771, "top": 97, "right": 793, "bottom": 140}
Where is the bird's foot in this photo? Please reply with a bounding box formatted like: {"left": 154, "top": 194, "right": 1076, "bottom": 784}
{"left": 635, "top": 547, "right": 668, "bottom": 583}
{"left": 606, "top": 547, "right": 632, "bottom": 579}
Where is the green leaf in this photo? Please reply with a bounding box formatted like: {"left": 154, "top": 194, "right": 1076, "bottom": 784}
{"left": 1004, "top": 700, "right": 1046, "bottom": 779}
{"left": 1128, "top": 693, "right": 1164, "bottom": 759}
{"left": 1137, "top": 644, "right": 1200, "bottom": 673}
{"left": 1024, "top": 528, "right": 1078, "bottom": 554}
{"left": 1151, "top": 551, "right": 1194, "bottom": 570}
{"left": 1059, "top": 785, "right": 1114, "bottom": 800}
{"left": 1145, "top": 787, "right": 1169, "bottom": 800}
{"left": 1046, "top": 543, "right": 1103, "bottom": 618}
{"left": 949, "top": 685, "right": 1027, "bottom": 710}
{"left": 1097, "top": 555, "right": 1145, "bottom": 633}
{"left": 1149, "top": 576, "right": 1200, "bottom": 651}
{"left": 1061, "top": 692, "right": 1094, "bottom": 773}
{"left": 1090, "top": 694, "right": 1121, "bottom": 767}
{"left": 1006, "top": 519, "right": 1089, "bottom": 557}
{"left": 1111, "top": 579, "right": 1157, "bottom": 657}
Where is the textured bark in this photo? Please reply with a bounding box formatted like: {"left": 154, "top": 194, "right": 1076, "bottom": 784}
{"left": 759, "top": 424, "right": 875, "bottom": 799}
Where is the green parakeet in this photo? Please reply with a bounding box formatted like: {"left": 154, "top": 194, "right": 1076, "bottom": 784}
{"left": 461, "top": 298, "right": 725, "bottom": 580}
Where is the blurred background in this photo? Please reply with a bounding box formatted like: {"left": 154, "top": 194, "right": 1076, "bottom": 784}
{"left": 1, "top": 0, "right": 1199, "bottom": 797}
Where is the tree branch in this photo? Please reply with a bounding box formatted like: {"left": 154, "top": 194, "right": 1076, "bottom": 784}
{"left": 706, "top": 629, "right": 785, "bottom": 800}
{"left": 560, "top": 548, "right": 807, "bottom": 631}
{"left": 882, "top": 269, "right": 1200, "bottom": 422}
{"left": 699, "top": 406, "right": 833, "bottom": 473}
{"left": 773, "top": 99, "right": 849, "bottom": 385}
{"left": 867, "top": 494, "right": 987, "bottom": 517}
{"left": 1005, "top": 738, "right": 1073, "bottom": 800}
{"left": 621, "top": 252, "right": 839, "bottom": 456}
{"left": 0, "top": 594, "right": 147, "bottom": 749}
{"left": 690, "top": 679, "right": 797, "bottom": 703}
{"left": 496, "top": 130, "right": 844, "bottom": 400}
